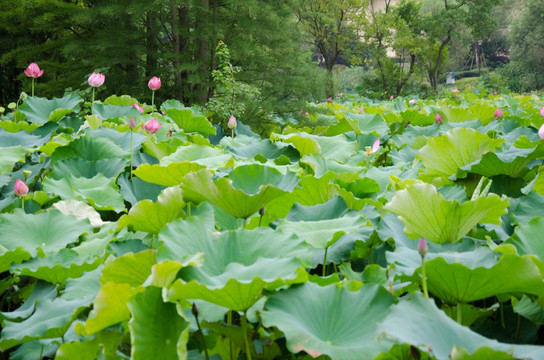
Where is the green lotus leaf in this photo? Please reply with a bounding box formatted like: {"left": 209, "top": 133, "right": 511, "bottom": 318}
{"left": 328, "top": 113, "right": 389, "bottom": 137}
{"left": 18, "top": 94, "right": 82, "bottom": 125}
{"left": 440, "top": 106, "right": 473, "bottom": 123}
{"left": 133, "top": 162, "right": 206, "bottom": 186}
{"left": 0, "top": 297, "right": 89, "bottom": 351}
{"left": 512, "top": 295, "right": 544, "bottom": 327}
{"left": 261, "top": 283, "right": 395, "bottom": 360}
{"left": 286, "top": 196, "right": 349, "bottom": 221}
{"left": 116, "top": 172, "right": 165, "bottom": 206}
{"left": 56, "top": 329, "right": 123, "bottom": 360}
{"left": 88, "top": 127, "right": 146, "bottom": 154}
{"left": 272, "top": 133, "right": 321, "bottom": 156}
{"left": 228, "top": 164, "right": 298, "bottom": 194}
{"left": 468, "top": 101, "right": 498, "bottom": 125}
{"left": 228, "top": 138, "right": 299, "bottom": 161}
{"left": 0, "top": 128, "right": 50, "bottom": 149}
{"left": 0, "top": 281, "right": 57, "bottom": 322}
{"left": 117, "top": 186, "right": 185, "bottom": 233}
{"left": 401, "top": 110, "right": 435, "bottom": 126}
{"left": 277, "top": 215, "right": 367, "bottom": 249}
{"left": 508, "top": 217, "right": 544, "bottom": 261}
{"left": 76, "top": 282, "right": 144, "bottom": 337}
{"left": 43, "top": 174, "right": 125, "bottom": 212}
{"left": 384, "top": 183, "right": 509, "bottom": 244}
{"left": 52, "top": 200, "right": 108, "bottom": 228}
{"left": 0, "top": 120, "right": 40, "bottom": 133}
{"left": 0, "top": 146, "right": 25, "bottom": 175}
{"left": 181, "top": 168, "right": 292, "bottom": 219}
{"left": 160, "top": 205, "right": 311, "bottom": 311}
{"left": 100, "top": 249, "right": 156, "bottom": 286}
{"left": 60, "top": 266, "right": 102, "bottom": 303}
{"left": 165, "top": 108, "right": 216, "bottom": 137}
{"left": 103, "top": 94, "right": 140, "bottom": 106}
{"left": 417, "top": 127, "right": 503, "bottom": 181}
{"left": 378, "top": 293, "right": 544, "bottom": 360}
{"left": 10, "top": 249, "right": 102, "bottom": 285}
{"left": 91, "top": 103, "right": 141, "bottom": 120}
{"left": 387, "top": 244, "right": 544, "bottom": 304}
{"left": 0, "top": 209, "right": 92, "bottom": 258}
{"left": 0, "top": 248, "right": 32, "bottom": 273}
{"left": 161, "top": 144, "right": 232, "bottom": 169}
{"left": 128, "top": 287, "right": 189, "bottom": 360}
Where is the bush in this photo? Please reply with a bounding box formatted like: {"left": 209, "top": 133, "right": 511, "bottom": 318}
{"left": 496, "top": 61, "right": 544, "bottom": 93}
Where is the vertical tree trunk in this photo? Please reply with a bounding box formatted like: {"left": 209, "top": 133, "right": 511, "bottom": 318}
{"left": 431, "top": 31, "right": 452, "bottom": 91}
{"left": 197, "top": 0, "right": 210, "bottom": 104}
{"left": 171, "top": 1, "right": 183, "bottom": 101}
{"left": 208, "top": 0, "right": 218, "bottom": 100}
{"left": 145, "top": 11, "right": 157, "bottom": 78}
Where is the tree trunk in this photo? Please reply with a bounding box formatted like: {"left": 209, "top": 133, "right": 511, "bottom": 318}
{"left": 196, "top": 0, "right": 210, "bottom": 104}
{"left": 208, "top": 0, "right": 218, "bottom": 100}
{"left": 171, "top": 2, "right": 183, "bottom": 101}
{"left": 145, "top": 11, "right": 158, "bottom": 79}
{"left": 431, "top": 31, "right": 452, "bottom": 91}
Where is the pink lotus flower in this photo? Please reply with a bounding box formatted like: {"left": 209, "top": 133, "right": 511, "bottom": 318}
{"left": 435, "top": 113, "right": 443, "bottom": 124}
{"left": 337, "top": 93, "right": 343, "bottom": 97}
{"left": 371, "top": 139, "right": 380, "bottom": 153}
{"left": 305, "top": 112, "right": 309, "bottom": 117}
{"left": 451, "top": 89, "right": 459, "bottom": 97}
{"left": 14, "top": 179, "right": 29, "bottom": 197}
{"left": 540, "top": 106, "right": 544, "bottom": 118}
{"left": 494, "top": 108, "right": 503, "bottom": 119}
{"left": 538, "top": 123, "right": 544, "bottom": 140}
{"left": 358, "top": 106, "right": 364, "bottom": 114}
{"left": 390, "top": 95, "right": 394, "bottom": 100}
{"left": 326, "top": 97, "right": 332, "bottom": 103}
{"left": 24, "top": 63, "right": 44, "bottom": 78}
{"left": 88, "top": 72, "right": 105, "bottom": 87}
{"left": 143, "top": 118, "right": 161, "bottom": 134}
{"left": 128, "top": 117, "right": 136, "bottom": 130}
{"left": 493, "top": 91, "right": 498, "bottom": 96}
{"left": 131, "top": 104, "right": 144, "bottom": 113}
{"left": 228, "top": 115, "right": 237, "bottom": 129}
{"left": 418, "top": 237, "right": 428, "bottom": 257}
{"left": 148, "top": 76, "right": 161, "bottom": 91}
{"left": 409, "top": 99, "right": 416, "bottom": 105}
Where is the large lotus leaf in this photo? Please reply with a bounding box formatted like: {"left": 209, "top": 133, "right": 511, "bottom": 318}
{"left": 417, "top": 128, "right": 502, "bottom": 181}
{"left": 160, "top": 144, "right": 232, "bottom": 169}
{"left": 181, "top": 168, "right": 291, "bottom": 219}
{"left": 378, "top": 293, "right": 544, "bottom": 360}
{"left": 286, "top": 196, "right": 349, "bottom": 221}
{"left": 277, "top": 215, "right": 367, "bottom": 249}
{"left": 165, "top": 108, "right": 215, "bottom": 136}
{"left": 0, "top": 128, "right": 50, "bottom": 149}
{"left": 384, "top": 183, "right": 509, "bottom": 244}
{"left": 508, "top": 217, "right": 544, "bottom": 261}
{"left": 60, "top": 266, "right": 102, "bottom": 303}
{"left": 18, "top": 94, "right": 82, "bottom": 125}
{"left": 128, "top": 287, "right": 189, "bottom": 360}
{"left": 76, "top": 282, "right": 144, "bottom": 337}
{"left": 160, "top": 205, "right": 311, "bottom": 311}
{"left": 0, "top": 209, "right": 92, "bottom": 258}
{"left": 53, "top": 200, "right": 108, "bottom": 228}
{"left": 271, "top": 133, "right": 321, "bottom": 156}
{"left": 0, "top": 146, "right": 25, "bottom": 175}
{"left": 116, "top": 172, "right": 165, "bottom": 206}
{"left": 100, "top": 250, "right": 156, "bottom": 287}
{"left": 261, "top": 283, "right": 394, "bottom": 360}
{"left": 117, "top": 186, "right": 185, "bottom": 233}
{"left": 91, "top": 103, "right": 141, "bottom": 120}
{"left": 440, "top": 106, "right": 473, "bottom": 123}
{"left": 133, "top": 162, "right": 206, "bottom": 186}
{"left": 227, "top": 164, "right": 298, "bottom": 194}
{"left": 468, "top": 101, "right": 498, "bottom": 125}
{"left": 387, "top": 244, "right": 544, "bottom": 304}
{"left": 228, "top": 139, "right": 298, "bottom": 161}
{"left": 43, "top": 174, "right": 125, "bottom": 212}
{"left": 0, "top": 121, "right": 40, "bottom": 133}
{"left": 330, "top": 113, "right": 389, "bottom": 137}
{"left": 0, "top": 281, "right": 57, "bottom": 322}
{"left": 10, "top": 248, "right": 102, "bottom": 285}
{"left": 87, "top": 127, "right": 145, "bottom": 154}
{"left": 0, "top": 297, "right": 89, "bottom": 351}
{"left": 509, "top": 191, "right": 544, "bottom": 226}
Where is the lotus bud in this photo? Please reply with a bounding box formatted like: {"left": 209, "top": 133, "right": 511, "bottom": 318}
{"left": 417, "top": 237, "right": 428, "bottom": 257}
{"left": 148, "top": 76, "right": 161, "bottom": 91}
{"left": 24, "top": 63, "right": 44, "bottom": 78}
{"left": 451, "top": 89, "right": 459, "bottom": 96}
{"left": 390, "top": 95, "right": 394, "bottom": 100}
{"left": 88, "top": 72, "right": 105, "bottom": 87}
{"left": 259, "top": 207, "right": 265, "bottom": 216}
{"left": 191, "top": 302, "right": 199, "bottom": 318}
{"left": 358, "top": 106, "right": 364, "bottom": 114}
{"left": 143, "top": 118, "right": 161, "bottom": 134}
{"left": 326, "top": 97, "right": 332, "bottom": 103}
{"left": 538, "top": 123, "right": 544, "bottom": 140}
{"left": 435, "top": 113, "right": 443, "bottom": 124}
{"left": 129, "top": 117, "right": 136, "bottom": 130}
{"left": 305, "top": 112, "right": 309, "bottom": 117}
{"left": 540, "top": 106, "right": 544, "bottom": 118}
{"left": 228, "top": 115, "right": 237, "bottom": 129}
{"left": 409, "top": 99, "right": 416, "bottom": 105}
{"left": 131, "top": 104, "right": 144, "bottom": 114}
{"left": 337, "top": 93, "right": 343, "bottom": 97}
{"left": 493, "top": 91, "right": 497, "bottom": 96}
{"left": 493, "top": 108, "right": 503, "bottom": 119}
{"left": 371, "top": 139, "right": 380, "bottom": 154}
{"left": 22, "top": 170, "right": 32, "bottom": 181}
{"left": 14, "top": 179, "right": 29, "bottom": 197}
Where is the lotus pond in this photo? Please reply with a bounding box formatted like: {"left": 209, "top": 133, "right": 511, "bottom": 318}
{"left": 1, "top": 90, "right": 544, "bottom": 359}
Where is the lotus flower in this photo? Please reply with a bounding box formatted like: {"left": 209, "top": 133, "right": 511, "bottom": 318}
{"left": 435, "top": 113, "right": 443, "bottom": 124}
{"left": 493, "top": 108, "right": 503, "bottom": 119}
{"left": 88, "top": 72, "right": 105, "bottom": 87}
{"left": 371, "top": 139, "right": 380, "bottom": 154}
{"left": 538, "top": 123, "right": 544, "bottom": 140}
{"left": 493, "top": 91, "right": 498, "bottom": 96}
{"left": 337, "top": 93, "right": 343, "bottom": 97}
{"left": 326, "top": 97, "right": 332, "bottom": 103}
{"left": 14, "top": 179, "right": 29, "bottom": 197}
{"left": 228, "top": 115, "right": 237, "bottom": 129}
{"left": 390, "top": 95, "right": 394, "bottom": 100}
{"left": 358, "top": 106, "right": 364, "bottom": 114}
{"left": 148, "top": 76, "right": 161, "bottom": 91}
{"left": 128, "top": 117, "right": 136, "bottom": 130}
{"left": 143, "top": 118, "right": 161, "bottom": 134}
{"left": 417, "top": 237, "right": 428, "bottom": 257}
{"left": 451, "top": 89, "right": 459, "bottom": 96}
{"left": 409, "top": 99, "right": 416, "bottom": 105}
{"left": 24, "top": 63, "right": 44, "bottom": 78}
{"left": 540, "top": 106, "right": 544, "bottom": 118}
{"left": 131, "top": 104, "right": 144, "bottom": 113}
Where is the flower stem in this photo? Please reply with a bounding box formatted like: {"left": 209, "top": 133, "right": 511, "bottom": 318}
{"left": 91, "top": 88, "right": 95, "bottom": 104}
{"left": 231, "top": 129, "right": 234, "bottom": 146}
{"left": 241, "top": 312, "right": 252, "bottom": 360}
{"left": 129, "top": 131, "right": 133, "bottom": 180}
{"left": 421, "top": 255, "right": 429, "bottom": 299}
{"left": 21, "top": 198, "right": 25, "bottom": 212}
{"left": 31, "top": 78, "right": 35, "bottom": 97}
{"left": 322, "top": 247, "right": 329, "bottom": 277}
{"left": 457, "top": 302, "right": 462, "bottom": 324}
{"left": 151, "top": 90, "right": 155, "bottom": 108}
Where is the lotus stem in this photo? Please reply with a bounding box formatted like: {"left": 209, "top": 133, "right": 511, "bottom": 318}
{"left": 21, "top": 198, "right": 25, "bottom": 212}
{"left": 91, "top": 87, "right": 95, "bottom": 104}
{"left": 151, "top": 90, "right": 155, "bottom": 108}
{"left": 31, "top": 78, "right": 35, "bottom": 97}
{"left": 38, "top": 344, "right": 43, "bottom": 360}
{"left": 322, "top": 247, "right": 329, "bottom": 277}
{"left": 500, "top": 299, "right": 505, "bottom": 328}
{"left": 457, "top": 302, "right": 462, "bottom": 324}
{"left": 232, "top": 129, "right": 234, "bottom": 146}
{"left": 192, "top": 303, "right": 209, "bottom": 360}
{"left": 227, "top": 311, "right": 233, "bottom": 360}
{"left": 421, "top": 255, "right": 429, "bottom": 299}
{"left": 187, "top": 203, "right": 191, "bottom": 218}
{"left": 129, "top": 131, "right": 133, "bottom": 180}
{"left": 241, "top": 312, "right": 252, "bottom": 360}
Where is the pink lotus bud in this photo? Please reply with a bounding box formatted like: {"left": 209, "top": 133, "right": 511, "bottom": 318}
{"left": 131, "top": 104, "right": 144, "bottom": 113}
{"left": 143, "top": 118, "right": 161, "bottom": 134}
{"left": 326, "top": 97, "right": 332, "bottom": 103}
{"left": 417, "top": 237, "right": 428, "bottom": 257}
{"left": 228, "top": 115, "right": 237, "bottom": 129}
{"left": 493, "top": 91, "right": 497, "bottom": 96}
{"left": 24, "top": 63, "right": 44, "bottom": 78}
{"left": 305, "top": 112, "right": 309, "bottom": 117}
{"left": 14, "top": 179, "right": 29, "bottom": 197}
{"left": 493, "top": 108, "right": 503, "bottom": 119}
{"left": 371, "top": 139, "right": 380, "bottom": 153}
{"left": 409, "top": 99, "right": 416, "bottom": 105}
{"left": 128, "top": 117, "right": 136, "bottom": 130}
{"left": 390, "top": 95, "right": 394, "bottom": 100}
{"left": 538, "top": 123, "right": 544, "bottom": 140}
{"left": 435, "top": 113, "right": 443, "bottom": 124}
{"left": 540, "top": 106, "right": 544, "bottom": 118}
{"left": 337, "top": 93, "right": 343, "bottom": 97}
{"left": 451, "top": 89, "right": 459, "bottom": 97}
{"left": 148, "top": 76, "right": 161, "bottom": 91}
{"left": 358, "top": 106, "right": 364, "bottom": 114}
{"left": 88, "top": 72, "right": 105, "bottom": 87}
